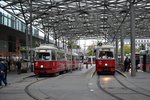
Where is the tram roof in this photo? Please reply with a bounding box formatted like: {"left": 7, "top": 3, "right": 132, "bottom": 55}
{"left": 1, "top": 0, "right": 150, "bottom": 42}
{"left": 95, "top": 44, "right": 115, "bottom": 52}
{"left": 96, "top": 44, "right": 115, "bottom": 49}
{"left": 35, "top": 44, "right": 58, "bottom": 50}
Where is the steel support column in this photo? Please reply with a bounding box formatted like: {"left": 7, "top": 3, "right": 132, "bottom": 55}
{"left": 130, "top": 2, "right": 136, "bottom": 76}
{"left": 25, "top": 23, "right": 29, "bottom": 59}
{"left": 115, "top": 36, "right": 119, "bottom": 69}
{"left": 29, "top": 0, "right": 33, "bottom": 71}
{"left": 121, "top": 26, "right": 124, "bottom": 67}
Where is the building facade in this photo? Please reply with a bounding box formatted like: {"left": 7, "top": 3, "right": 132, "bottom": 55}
{"left": 119, "top": 38, "right": 150, "bottom": 50}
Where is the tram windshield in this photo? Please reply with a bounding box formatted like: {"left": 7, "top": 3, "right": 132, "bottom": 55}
{"left": 36, "top": 52, "right": 51, "bottom": 60}
{"left": 99, "top": 51, "right": 113, "bottom": 59}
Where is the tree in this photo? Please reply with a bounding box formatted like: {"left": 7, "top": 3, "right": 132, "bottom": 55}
{"left": 86, "top": 43, "right": 96, "bottom": 56}
{"left": 67, "top": 41, "right": 81, "bottom": 49}
{"left": 139, "top": 44, "right": 145, "bottom": 50}
{"left": 119, "top": 44, "right": 131, "bottom": 55}
{"left": 124, "top": 44, "right": 131, "bottom": 55}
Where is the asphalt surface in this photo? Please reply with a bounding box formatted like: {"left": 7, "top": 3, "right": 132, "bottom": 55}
{"left": 0, "top": 65, "right": 150, "bottom": 100}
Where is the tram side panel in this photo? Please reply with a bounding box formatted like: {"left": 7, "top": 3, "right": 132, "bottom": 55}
{"left": 72, "top": 54, "right": 80, "bottom": 70}
{"left": 140, "top": 50, "right": 150, "bottom": 72}
{"left": 34, "top": 61, "right": 58, "bottom": 75}
{"left": 145, "top": 54, "right": 150, "bottom": 72}
{"left": 34, "top": 61, "right": 67, "bottom": 75}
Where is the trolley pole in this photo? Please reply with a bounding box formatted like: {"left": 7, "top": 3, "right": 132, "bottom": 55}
{"left": 130, "top": 1, "right": 136, "bottom": 76}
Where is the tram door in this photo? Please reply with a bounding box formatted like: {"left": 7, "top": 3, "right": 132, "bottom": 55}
{"left": 140, "top": 54, "right": 148, "bottom": 72}
{"left": 143, "top": 55, "right": 146, "bottom": 72}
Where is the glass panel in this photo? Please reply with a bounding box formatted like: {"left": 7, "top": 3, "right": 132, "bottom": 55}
{"left": 4, "top": 16, "right": 7, "bottom": 26}
{"left": 0, "top": 12, "right": 2, "bottom": 24}
{"left": 0, "top": 40, "right": 8, "bottom": 52}
{"left": 52, "top": 50, "right": 56, "bottom": 60}
{"left": 99, "top": 51, "right": 113, "bottom": 59}
{"left": 67, "top": 54, "right": 71, "bottom": 61}
{"left": 57, "top": 51, "right": 65, "bottom": 60}
{"left": 36, "top": 52, "right": 51, "bottom": 60}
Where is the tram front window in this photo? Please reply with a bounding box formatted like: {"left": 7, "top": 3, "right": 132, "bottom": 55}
{"left": 99, "top": 51, "right": 113, "bottom": 59}
{"left": 36, "top": 53, "right": 51, "bottom": 60}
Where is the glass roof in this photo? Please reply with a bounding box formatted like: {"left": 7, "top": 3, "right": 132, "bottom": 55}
{"left": 0, "top": 0, "right": 150, "bottom": 42}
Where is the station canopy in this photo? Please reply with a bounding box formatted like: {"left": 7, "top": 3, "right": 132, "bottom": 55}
{"left": 0, "top": 0, "right": 150, "bottom": 42}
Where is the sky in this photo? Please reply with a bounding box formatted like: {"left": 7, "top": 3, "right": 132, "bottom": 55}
{"left": 78, "top": 39, "right": 98, "bottom": 50}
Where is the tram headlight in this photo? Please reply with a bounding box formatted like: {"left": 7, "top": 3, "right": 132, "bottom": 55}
{"left": 40, "top": 65, "right": 44, "bottom": 68}
{"left": 105, "top": 63, "right": 108, "bottom": 66}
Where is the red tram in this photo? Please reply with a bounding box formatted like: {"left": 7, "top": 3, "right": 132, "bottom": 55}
{"left": 139, "top": 50, "right": 150, "bottom": 72}
{"left": 33, "top": 44, "right": 80, "bottom": 75}
{"left": 95, "top": 45, "right": 116, "bottom": 75}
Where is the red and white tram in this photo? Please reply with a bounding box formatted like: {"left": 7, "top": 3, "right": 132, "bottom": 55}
{"left": 95, "top": 44, "right": 116, "bottom": 75}
{"left": 72, "top": 52, "right": 80, "bottom": 70}
{"left": 33, "top": 44, "right": 80, "bottom": 75}
{"left": 139, "top": 50, "right": 150, "bottom": 72}
{"left": 34, "top": 44, "right": 65, "bottom": 75}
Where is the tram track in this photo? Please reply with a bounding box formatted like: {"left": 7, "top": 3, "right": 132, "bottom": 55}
{"left": 114, "top": 75, "right": 150, "bottom": 97}
{"left": 24, "top": 78, "right": 48, "bottom": 100}
{"left": 24, "top": 69, "right": 90, "bottom": 100}
{"left": 24, "top": 67, "right": 95, "bottom": 100}
{"left": 97, "top": 75, "right": 123, "bottom": 100}
{"left": 24, "top": 76, "right": 60, "bottom": 100}
{"left": 97, "top": 73, "right": 150, "bottom": 100}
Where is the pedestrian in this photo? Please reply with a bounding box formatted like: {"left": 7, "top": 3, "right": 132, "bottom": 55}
{"left": 86, "top": 62, "right": 88, "bottom": 69}
{"left": 16, "top": 59, "right": 21, "bottom": 74}
{"left": 1, "top": 60, "right": 8, "bottom": 81}
{"left": 0, "top": 61, "right": 7, "bottom": 86}
{"left": 124, "top": 56, "right": 131, "bottom": 72}
{"left": 7, "top": 59, "right": 11, "bottom": 72}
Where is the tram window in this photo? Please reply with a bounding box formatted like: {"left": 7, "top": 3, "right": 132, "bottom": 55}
{"left": 57, "top": 52, "right": 65, "bottom": 60}
{"left": 67, "top": 54, "right": 71, "bottom": 61}
{"left": 99, "top": 51, "right": 113, "bottom": 58}
{"left": 72, "top": 56, "right": 76, "bottom": 61}
{"left": 72, "top": 56, "right": 78, "bottom": 61}
{"left": 107, "top": 52, "right": 113, "bottom": 58}
{"left": 52, "top": 51, "right": 56, "bottom": 60}
{"left": 36, "top": 53, "right": 50, "bottom": 60}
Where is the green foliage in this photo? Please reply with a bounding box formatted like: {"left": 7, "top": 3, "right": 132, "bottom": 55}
{"left": 124, "top": 44, "right": 131, "bottom": 55}
{"left": 119, "top": 44, "right": 131, "bottom": 55}
{"left": 139, "top": 44, "right": 145, "bottom": 50}
{"left": 119, "top": 44, "right": 146, "bottom": 55}
{"left": 86, "top": 44, "right": 96, "bottom": 56}
{"left": 67, "top": 41, "right": 81, "bottom": 49}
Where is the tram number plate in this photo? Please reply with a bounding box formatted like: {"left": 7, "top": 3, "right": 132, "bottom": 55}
{"left": 104, "top": 68, "right": 108, "bottom": 71}
{"left": 40, "top": 70, "right": 45, "bottom": 73}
